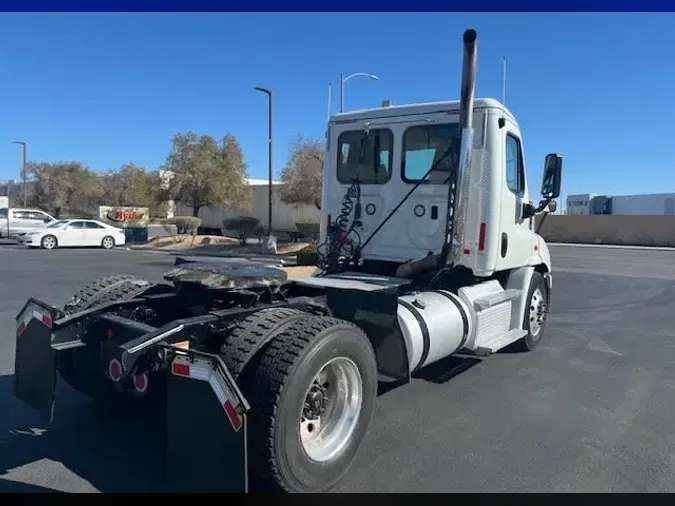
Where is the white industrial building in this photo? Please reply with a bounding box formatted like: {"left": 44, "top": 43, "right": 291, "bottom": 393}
{"left": 174, "top": 178, "right": 320, "bottom": 233}
{"left": 566, "top": 192, "right": 675, "bottom": 216}
{"left": 566, "top": 194, "right": 596, "bottom": 215}
{"left": 611, "top": 192, "right": 675, "bottom": 216}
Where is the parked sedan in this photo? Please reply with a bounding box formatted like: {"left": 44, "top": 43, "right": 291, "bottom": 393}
{"left": 22, "top": 219, "right": 127, "bottom": 250}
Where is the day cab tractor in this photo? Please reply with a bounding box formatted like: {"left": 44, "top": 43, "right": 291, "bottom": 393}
{"left": 13, "top": 29, "right": 562, "bottom": 493}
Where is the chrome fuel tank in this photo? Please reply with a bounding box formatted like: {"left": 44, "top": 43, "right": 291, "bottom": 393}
{"left": 397, "top": 290, "right": 474, "bottom": 373}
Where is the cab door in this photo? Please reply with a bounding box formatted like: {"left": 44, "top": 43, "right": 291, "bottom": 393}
{"left": 495, "top": 122, "right": 534, "bottom": 270}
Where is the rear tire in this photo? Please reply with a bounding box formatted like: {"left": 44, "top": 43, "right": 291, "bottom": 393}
{"left": 219, "top": 307, "right": 306, "bottom": 380}
{"left": 58, "top": 275, "right": 154, "bottom": 401}
{"left": 513, "top": 271, "right": 549, "bottom": 352}
{"left": 41, "top": 235, "right": 57, "bottom": 250}
{"left": 243, "top": 315, "right": 378, "bottom": 493}
{"left": 101, "top": 236, "right": 115, "bottom": 249}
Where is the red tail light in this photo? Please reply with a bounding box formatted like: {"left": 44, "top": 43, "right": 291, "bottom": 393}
{"left": 478, "top": 222, "right": 487, "bottom": 251}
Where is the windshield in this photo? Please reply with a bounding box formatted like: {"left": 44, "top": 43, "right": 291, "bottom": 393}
{"left": 337, "top": 128, "right": 393, "bottom": 184}
{"left": 47, "top": 220, "right": 69, "bottom": 229}
{"left": 402, "top": 123, "right": 460, "bottom": 184}
{"left": 0, "top": 209, "right": 7, "bottom": 218}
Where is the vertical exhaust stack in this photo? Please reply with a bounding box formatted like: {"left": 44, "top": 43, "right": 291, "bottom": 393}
{"left": 444, "top": 28, "right": 478, "bottom": 265}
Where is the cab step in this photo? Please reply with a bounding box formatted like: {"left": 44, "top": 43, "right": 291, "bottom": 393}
{"left": 479, "top": 328, "right": 528, "bottom": 353}
{"left": 473, "top": 289, "right": 521, "bottom": 311}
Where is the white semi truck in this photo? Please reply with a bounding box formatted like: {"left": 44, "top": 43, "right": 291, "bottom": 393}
{"left": 13, "top": 28, "right": 561, "bottom": 493}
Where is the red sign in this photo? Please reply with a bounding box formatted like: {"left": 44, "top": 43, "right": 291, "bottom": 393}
{"left": 106, "top": 210, "right": 146, "bottom": 223}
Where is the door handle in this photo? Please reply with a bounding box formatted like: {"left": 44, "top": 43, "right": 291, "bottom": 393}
{"left": 501, "top": 233, "right": 508, "bottom": 258}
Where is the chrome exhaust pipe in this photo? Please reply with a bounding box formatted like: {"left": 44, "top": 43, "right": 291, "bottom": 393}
{"left": 448, "top": 28, "right": 478, "bottom": 263}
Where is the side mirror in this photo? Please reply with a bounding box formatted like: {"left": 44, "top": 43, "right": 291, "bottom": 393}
{"left": 547, "top": 200, "right": 557, "bottom": 213}
{"left": 541, "top": 153, "right": 562, "bottom": 199}
{"left": 44, "top": 218, "right": 51, "bottom": 223}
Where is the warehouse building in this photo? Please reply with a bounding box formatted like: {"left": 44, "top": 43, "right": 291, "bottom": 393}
{"left": 566, "top": 192, "right": 675, "bottom": 216}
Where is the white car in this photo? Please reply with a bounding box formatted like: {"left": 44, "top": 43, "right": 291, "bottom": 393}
{"left": 22, "top": 219, "right": 127, "bottom": 250}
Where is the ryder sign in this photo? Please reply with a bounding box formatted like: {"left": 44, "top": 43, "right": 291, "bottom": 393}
{"left": 99, "top": 206, "right": 149, "bottom": 228}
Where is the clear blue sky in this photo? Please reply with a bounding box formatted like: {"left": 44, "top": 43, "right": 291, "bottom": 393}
{"left": 0, "top": 13, "right": 673, "bottom": 202}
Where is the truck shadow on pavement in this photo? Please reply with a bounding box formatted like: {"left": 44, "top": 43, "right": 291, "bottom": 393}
{"left": 0, "top": 353, "right": 481, "bottom": 493}
{"left": 0, "top": 375, "right": 167, "bottom": 493}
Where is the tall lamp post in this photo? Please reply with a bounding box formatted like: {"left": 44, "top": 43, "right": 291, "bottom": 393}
{"left": 339, "top": 72, "right": 379, "bottom": 113}
{"left": 10, "top": 141, "right": 27, "bottom": 207}
{"left": 254, "top": 86, "right": 274, "bottom": 239}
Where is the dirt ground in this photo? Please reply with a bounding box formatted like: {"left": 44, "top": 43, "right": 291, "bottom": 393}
{"left": 284, "top": 265, "right": 316, "bottom": 280}
{"left": 139, "top": 234, "right": 310, "bottom": 255}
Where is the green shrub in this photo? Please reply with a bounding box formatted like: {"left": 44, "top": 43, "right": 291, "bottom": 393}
{"left": 223, "top": 216, "right": 260, "bottom": 246}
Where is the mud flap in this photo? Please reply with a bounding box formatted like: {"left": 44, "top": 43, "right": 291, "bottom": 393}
{"left": 166, "top": 351, "right": 249, "bottom": 493}
{"left": 13, "top": 299, "right": 58, "bottom": 422}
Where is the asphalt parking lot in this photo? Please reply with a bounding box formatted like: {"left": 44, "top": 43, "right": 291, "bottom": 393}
{"left": 1, "top": 242, "right": 675, "bottom": 492}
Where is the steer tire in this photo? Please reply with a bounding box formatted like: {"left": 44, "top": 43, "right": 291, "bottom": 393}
{"left": 58, "top": 275, "right": 154, "bottom": 401}
{"left": 219, "top": 308, "right": 306, "bottom": 380}
{"left": 513, "top": 271, "right": 549, "bottom": 352}
{"left": 243, "top": 315, "right": 378, "bottom": 493}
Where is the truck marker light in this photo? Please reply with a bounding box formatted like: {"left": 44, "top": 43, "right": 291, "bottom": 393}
{"left": 133, "top": 373, "right": 149, "bottom": 393}
{"left": 108, "top": 359, "right": 123, "bottom": 382}
{"left": 478, "top": 223, "right": 487, "bottom": 251}
{"left": 41, "top": 313, "right": 52, "bottom": 328}
{"left": 534, "top": 244, "right": 539, "bottom": 252}
{"left": 224, "top": 400, "right": 242, "bottom": 432}
{"left": 172, "top": 362, "right": 190, "bottom": 377}
{"left": 16, "top": 307, "right": 53, "bottom": 337}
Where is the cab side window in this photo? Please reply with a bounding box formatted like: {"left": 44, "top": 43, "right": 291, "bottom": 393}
{"left": 505, "top": 134, "right": 525, "bottom": 197}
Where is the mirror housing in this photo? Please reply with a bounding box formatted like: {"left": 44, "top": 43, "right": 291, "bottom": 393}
{"left": 541, "top": 153, "right": 562, "bottom": 199}
{"left": 43, "top": 217, "right": 51, "bottom": 223}
{"left": 547, "top": 200, "right": 557, "bottom": 213}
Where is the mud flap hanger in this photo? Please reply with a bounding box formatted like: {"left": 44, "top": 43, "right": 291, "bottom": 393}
{"left": 163, "top": 345, "right": 251, "bottom": 492}
{"left": 13, "top": 298, "right": 62, "bottom": 423}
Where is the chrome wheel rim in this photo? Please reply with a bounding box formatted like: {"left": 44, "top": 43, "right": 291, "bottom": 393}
{"left": 299, "top": 357, "right": 362, "bottom": 463}
{"left": 103, "top": 237, "right": 113, "bottom": 249}
{"left": 43, "top": 236, "right": 55, "bottom": 249}
{"left": 529, "top": 288, "right": 547, "bottom": 338}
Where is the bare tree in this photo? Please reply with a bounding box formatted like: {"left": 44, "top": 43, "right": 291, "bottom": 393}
{"left": 279, "top": 135, "right": 324, "bottom": 210}
{"left": 28, "top": 161, "right": 104, "bottom": 218}
{"left": 163, "top": 132, "right": 250, "bottom": 217}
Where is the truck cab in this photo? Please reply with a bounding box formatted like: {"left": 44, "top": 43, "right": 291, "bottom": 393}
{"left": 320, "top": 98, "right": 560, "bottom": 278}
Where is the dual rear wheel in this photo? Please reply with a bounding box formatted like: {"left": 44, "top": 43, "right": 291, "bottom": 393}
{"left": 219, "top": 309, "right": 378, "bottom": 493}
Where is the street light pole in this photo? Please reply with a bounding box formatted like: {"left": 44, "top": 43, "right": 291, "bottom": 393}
{"left": 254, "top": 86, "right": 273, "bottom": 237}
{"left": 340, "top": 72, "right": 380, "bottom": 113}
{"left": 11, "top": 141, "right": 27, "bottom": 207}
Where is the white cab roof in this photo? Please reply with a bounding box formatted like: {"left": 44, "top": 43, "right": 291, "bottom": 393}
{"left": 330, "top": 97, "right": 516, "bottom": 124}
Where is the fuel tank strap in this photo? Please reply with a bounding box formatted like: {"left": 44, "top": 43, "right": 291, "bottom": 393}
{"left": 398, "top": 299, "right": 430, "bottom": 373}
{"left": 432, "top": 290, "right": 470, "bottom": 350}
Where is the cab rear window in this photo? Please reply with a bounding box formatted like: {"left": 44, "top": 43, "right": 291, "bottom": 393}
{"left": 402, "top": 123, "right": 460, "bottom": 184}
{"left": 337, "top": 128, "right": 393, "bottom": 184}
